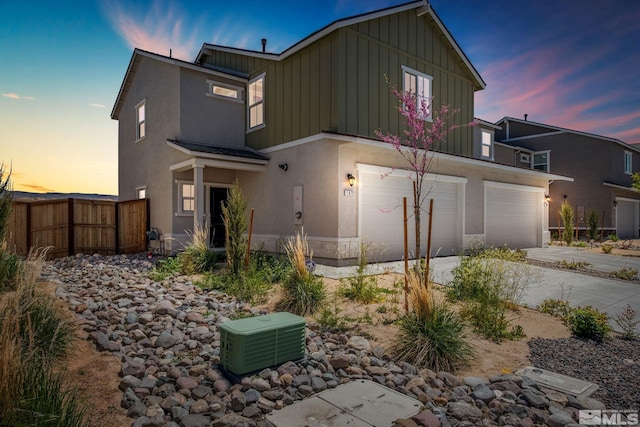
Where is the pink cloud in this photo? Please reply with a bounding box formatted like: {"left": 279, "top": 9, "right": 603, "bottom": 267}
{"left": 2, "top": 93, "right": 20, "bottom": 99}
{"left": 103, "top": 0, "right": 200, "bottom": 60}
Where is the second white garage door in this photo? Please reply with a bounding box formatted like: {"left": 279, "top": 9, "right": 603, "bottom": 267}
{"left": 359, "top": 166, "right": 465, "bottom": 261}
{"left": 485, "top": 182, "right": 542, "bottom": 249}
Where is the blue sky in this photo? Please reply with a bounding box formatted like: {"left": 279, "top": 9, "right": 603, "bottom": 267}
{"left": 1, "top": 0, "right": 639, "bottom": 195}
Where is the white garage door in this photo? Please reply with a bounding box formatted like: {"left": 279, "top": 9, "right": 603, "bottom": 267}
{"left": 359, "top": 168, "right": 464, "bottom": 261}
{"left": 485, "top": 184, "right": 541, "bottom": 249}
{"left": 616, "top": 200, "right": 638, "bottom": 238}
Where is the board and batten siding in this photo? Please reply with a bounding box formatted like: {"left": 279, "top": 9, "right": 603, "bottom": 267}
{"left": 199, "top": 9, "right": 476, "bottom": 156}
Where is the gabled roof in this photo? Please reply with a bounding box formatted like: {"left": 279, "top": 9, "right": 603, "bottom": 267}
{"left": 496, "top": 116, "right": 640, "bottom": 153}
{"left": 195, "top": 0, "right": 485, "bottom": 91}
{"left": 111, "top": 49, "right": 248, "bottom": 120}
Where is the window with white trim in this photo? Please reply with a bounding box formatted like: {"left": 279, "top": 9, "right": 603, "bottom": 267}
{"left": 481, "top": 129, "right": 493, "bottom": 160}
{"left": 207, "top": 80, "right": 243, "bottom": 101}
{"left": 402, "top": 65, "right": 433, "bottom": 121}
{"left": 520, "top": 153, "right": 531, "bottom": 163}
{"left": 179, "top": 182, "right": 195, "bottom": 214}
{"left": 624, "top": 151, "right": 633, "bottom": 174}
{"left": 533, "top": 151, "right": 550, "bottom": 172}
{"left": 136, "top": 187, "right": 146, "bottom": 199}
{"left": 248, "top": 74, "right": 265, "bottom": 129}
{"left": 135, "top": 100, "right": 146, "bottom": 141}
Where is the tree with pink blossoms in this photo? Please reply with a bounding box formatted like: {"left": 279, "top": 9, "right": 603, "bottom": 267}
{"left": 375, "top": 83, "right": 476, "bottom": 277}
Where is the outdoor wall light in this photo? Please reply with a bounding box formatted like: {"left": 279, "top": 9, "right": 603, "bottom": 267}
{"left": 347, "top": 173, "right": 356, "bottom": 187}
{"left": 614, "top": 200, "right": 618, "bottom": 209}
{"left": 544, "top": 194, "right": 551, "bottom": 205}
{"left": 278, "top": 163, "right": 288, "bottom": 171}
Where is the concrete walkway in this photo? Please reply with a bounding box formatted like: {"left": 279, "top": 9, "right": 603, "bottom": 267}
{"left": 315, "top": 247, "right": 640, "bottom": 332}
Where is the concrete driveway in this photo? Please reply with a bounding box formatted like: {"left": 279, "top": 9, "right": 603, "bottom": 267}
{"left": 316, "top": 247, "right": 640, "bottom": 332}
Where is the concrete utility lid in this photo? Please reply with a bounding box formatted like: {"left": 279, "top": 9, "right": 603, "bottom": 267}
{"left": 266, "top": 379, "right": 422, "bottom": 427}
{"left": 516, "top": 366, "right": 599, "bottom": 397}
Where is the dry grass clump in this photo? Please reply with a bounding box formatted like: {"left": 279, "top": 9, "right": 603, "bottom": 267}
{"left": 278, "top": 229, "right": 325, "bottom": 315}
{"left": 0, "top": 247, "right": 86, "bottom": 426}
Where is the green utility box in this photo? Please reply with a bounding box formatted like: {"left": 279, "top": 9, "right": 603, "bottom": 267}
{"left": 220, "top": 312, "right": 306, "bottom": 376}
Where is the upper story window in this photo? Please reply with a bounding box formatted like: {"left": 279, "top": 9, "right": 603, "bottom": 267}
{"left": 402, "top": 65, "right": 433, "bottom": 121}
{"left": 533, "top": 151, "right": 550, "bottom": 172}
{"left": 207, "top": 80, "right": 243, "bottom": 101}
{"left": 481, "top": 129, "right": 493, "bottom": 160}
{"left": 179, "top": 182, "right": 195, "bottom": 214}
{"left": 135, "top": 99, "right": 146, "bottom": 141}
{"left": 625, "top": 151, "right": 633, "bottom": 174}
{"left": 248, "top": 74, "right": 265, "bottom": 130}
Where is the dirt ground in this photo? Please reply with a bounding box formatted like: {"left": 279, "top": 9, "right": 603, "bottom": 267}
{"left": 61, "top": 271, "right": 572, "bottom": 426}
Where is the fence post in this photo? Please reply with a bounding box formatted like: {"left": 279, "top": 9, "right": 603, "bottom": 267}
{"left": 26, "top": 202, "right": 32, "bottom": 252}
{"left": 115, "top": 201, "right": 120, "bottom": 254}
{"left": 68, "top": 198, "right": 74, "bottom": 256}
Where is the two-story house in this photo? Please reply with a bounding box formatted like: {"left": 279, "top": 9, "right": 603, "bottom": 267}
{"left": 111, "top": 1, "right": 570, "bottom": 265}
{"left": 495, "top": 116, "right": 640, "bottom": 239}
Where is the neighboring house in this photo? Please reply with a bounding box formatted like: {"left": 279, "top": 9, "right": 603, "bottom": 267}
{"left": 111, "top": 1, "right": 570, "bottom": 265}
{"left": 495, "top": 117, "right": 640, "bottom": 238}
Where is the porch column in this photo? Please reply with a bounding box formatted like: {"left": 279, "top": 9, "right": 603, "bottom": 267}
{"left": 193, "top": 164, "right": 205, "bottom": 229}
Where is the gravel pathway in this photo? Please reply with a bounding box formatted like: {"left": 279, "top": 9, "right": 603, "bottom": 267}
{"left": 528, "top": 337, "right": 640, "bottom": 410}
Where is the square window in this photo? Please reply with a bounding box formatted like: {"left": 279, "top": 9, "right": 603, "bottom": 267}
{"left": 533, "top": 151, "right": 550, "bottom": 172}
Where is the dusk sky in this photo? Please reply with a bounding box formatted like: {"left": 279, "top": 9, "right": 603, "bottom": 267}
{"left": 1, "top": 0, "right": 638, "bottom": 195}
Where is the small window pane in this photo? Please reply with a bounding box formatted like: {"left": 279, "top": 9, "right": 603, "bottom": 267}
{"left": 182, "top": 199, "right": 194, "bottom": 212}
{"left": 182, "top": 184, "right": 194, "bottom": 197}
{"left": 250, "top": 104, "right": 263, "bottom": 128}
{"left": 138, "top": 104, "right": 145, "bottom": 121}
{"left": 213, "top": 86, "right": 238, "bottom": 99}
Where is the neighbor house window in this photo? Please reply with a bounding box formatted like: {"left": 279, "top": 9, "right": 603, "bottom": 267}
{"left": 248, "top": 74, "right": 265, "bottom": 129}
{"left": 533, "top": 151, "right": 550, "bottom": 172}
{"left": 179, "top": 182, "right": 195, "bottom": 214}
{"left": 402, "top": 65, "right": 433, "bottom": 121}
{"left": 207, "top": 80, "right": 242, "bottom": 101}
{"left": 136, "top": 187, "right": 146, "bottom": 199}
{"left": 481, "top": 129, "right": 493, "bottom": 160}
{"left": 625, "top": 151, "right": 633, "bottom": 174}
{"left": 135, "top": 100, "right": 146, "bottom": 141}
{"left": 520, "top": 153, "right": 531, "bottom": 163}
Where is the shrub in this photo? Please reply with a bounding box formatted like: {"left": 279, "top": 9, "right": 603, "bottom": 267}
{"left": 614, "top": 304, "right": 639, "bottom": 340}
{"left": 0, "top": 163, "right": 12, "bottom": 244}
{"left": 556, "top": 259, "right": 591, "bottom": 270}
{"left": 277, "top": 230, "right": 325, "bottom": 315}
{"left": 601, "top": 244, "right": 614, "bottom": 254}
{"left": 538, "top": 298, "right": 572, "bottom": 319}
{"left": 0, "top": 249, "right": 21, "bottom": 291}
{"left": 566, "top": 306, "right": 611, "bottom": 341}
{"left": 610, "top": 267, "right": 638, "bottom": 280}
{"left": 587, "top": 210, "right": 599, "bottom": 241}
{"left": 392, "top": 283, "right": 475, "bottom": 372}
{"left": 340, "top": 242, "right": 384, "bottom": 303}
{"left": 222, "top": 185, "right": 247, "bottom": 277}
{"left": 560, "top": 201, "right": 574, "bottom": 246}
{"left": 448, "top": 248, "right": 534, "bottom": 342}
{"left": 148, "top": 256, "right": 182, "bottom": 281}
{"left": 316, "top": 293, "right": 349, "bottom": 332}
{"left": 608, "top": 234, "right": 620, "bottom": 242}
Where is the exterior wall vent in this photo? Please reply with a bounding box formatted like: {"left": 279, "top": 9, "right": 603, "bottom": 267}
{"left": 220, "top": 312, "right": 306, "bottom": 375}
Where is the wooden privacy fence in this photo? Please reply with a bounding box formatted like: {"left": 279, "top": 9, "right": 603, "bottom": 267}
{"left": 5, "top": 198, "right": 149, "bottom": 258}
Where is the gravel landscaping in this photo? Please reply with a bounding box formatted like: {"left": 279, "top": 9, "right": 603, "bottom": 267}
{"left": 41, "top": 253, "right": 639, "bottom": 426}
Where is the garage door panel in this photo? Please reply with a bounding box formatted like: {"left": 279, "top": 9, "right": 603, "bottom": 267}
{"left": 360, "top": 173, "right": 461, "bottom": 260}
{"left": 486, "top": 187, "right": 539, "bottom": 249}
{"left": 617, "top": 201, "right": 638, "bottom": 238}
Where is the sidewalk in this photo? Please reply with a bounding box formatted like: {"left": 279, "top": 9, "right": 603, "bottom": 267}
{"left": 315, "top": 248, "right": 640, "bottom": 332}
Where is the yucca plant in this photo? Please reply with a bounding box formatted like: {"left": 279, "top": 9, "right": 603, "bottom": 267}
{"left": 391, "top": 273, "right": 474, "bottom": 372}
{"left": 278, "top": 229, "right": 325, "bottom": 315}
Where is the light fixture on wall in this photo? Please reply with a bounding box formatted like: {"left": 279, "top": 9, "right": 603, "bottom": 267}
{"left": 613, "top": 200, "right": 618, "bottom": 209}
{"left": 347, "top": 173, "right": 356, "bottom": 187}
{"left": 544, "top": 194, "right": 551, "bottom": 206}
{"left": 278, "top": 163, "right": 288, "bottom": 171}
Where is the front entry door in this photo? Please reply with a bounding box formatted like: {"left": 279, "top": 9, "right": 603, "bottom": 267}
{"left": 209, "top": 187, "right": 228, "bottom": 248}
